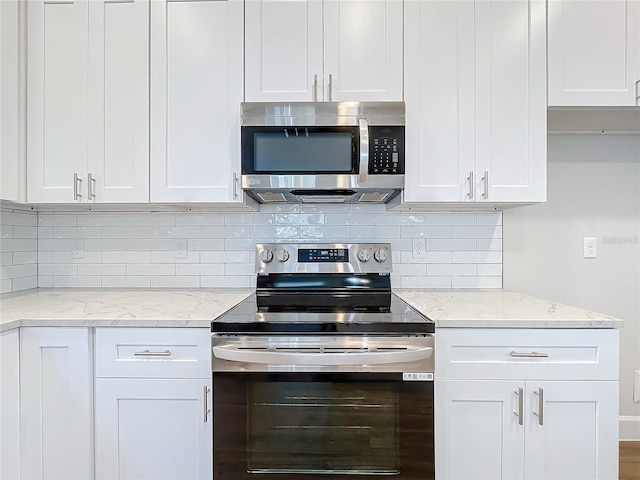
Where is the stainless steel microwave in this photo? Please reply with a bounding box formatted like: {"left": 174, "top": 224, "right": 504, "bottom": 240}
{"left": 240, "top": 102, "right": 405, "bottom": 204}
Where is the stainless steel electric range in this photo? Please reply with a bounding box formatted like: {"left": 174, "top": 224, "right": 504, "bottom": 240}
{"left": 211, "top": 243, "right": 435, "bottom": 480}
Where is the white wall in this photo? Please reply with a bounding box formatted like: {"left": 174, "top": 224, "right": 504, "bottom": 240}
{"left": 34, "top": 206, "right": 502, "bottom": 290}
{"left": 504, "top": 133, "right": 640, "bottom": 440}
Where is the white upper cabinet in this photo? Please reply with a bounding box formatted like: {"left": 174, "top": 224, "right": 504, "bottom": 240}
{"left": 244, "top": 0, "right": 403, "bottom": 102}
{"left": 27, "top": 0, "right": 149, "bottom": 203}
{"left": 403, "top": 0, "right": 546, "bottom": 204}
{"left": 150, "top": 0, "right": 245, "bottom": 203}
{"left": 548, "top": 0, "right": 640, "bottom": 107}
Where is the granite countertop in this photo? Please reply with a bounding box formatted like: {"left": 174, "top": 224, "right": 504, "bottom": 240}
{"left": 0, "top": 288, "right": 623, "bottom": 332}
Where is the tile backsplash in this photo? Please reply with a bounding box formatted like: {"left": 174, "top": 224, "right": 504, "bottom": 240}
{"left": 2, "top": 204, "right": 502, "bottom": 291}
{"left": 1, "top": 209, "right": 38, "bottom": 293}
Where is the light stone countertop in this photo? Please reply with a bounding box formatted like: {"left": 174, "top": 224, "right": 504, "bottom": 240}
{"left": 0, "top": 288, "right": 623, "bottom": 332}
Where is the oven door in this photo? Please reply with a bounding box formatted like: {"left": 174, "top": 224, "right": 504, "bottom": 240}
{"left": 213, "top": 372, "right": 433, "bottom": 480}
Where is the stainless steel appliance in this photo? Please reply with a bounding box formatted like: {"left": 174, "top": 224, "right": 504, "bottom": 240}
{"left": 211, "top": 243, "right": 435, "bottom": 479}
{"left": 241, "top": 102, "right": 405, "bottom": 204}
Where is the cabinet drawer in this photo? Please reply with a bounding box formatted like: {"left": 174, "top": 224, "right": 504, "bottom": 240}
{"left": 436, "top": 328, "right": 619, "bottom": 381}
{"left": 95, "top": 328, "right": 210, "bottom": 378}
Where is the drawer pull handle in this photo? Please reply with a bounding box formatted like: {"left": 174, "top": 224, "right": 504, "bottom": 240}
{"left": 134, "top": 349, "right": 172, "bottom": 357}
{"left": 203, "top": 385, "right": 210, "bottom": 423}
{"left": 514, "top": 387, "right": 524, "bottom": 426}
{"left": 510, "top": 351, "right": 549, "bottom": 358}
{"left": 533, "top": 387, "right": 544, "bottom": 425}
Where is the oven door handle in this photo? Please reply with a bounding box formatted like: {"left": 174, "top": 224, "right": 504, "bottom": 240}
{"left": 212, "top": 346, "right": 433, "bottom": 366}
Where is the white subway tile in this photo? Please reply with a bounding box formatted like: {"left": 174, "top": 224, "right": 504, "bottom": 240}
{"left": 187, "top": 239, "right": 225, "bottom": 251}
{"left": 128, "top": 264, "right": 176, "bottom": 276}
{"left": 176, "top": 213, "right": 225, "bottom": 226}
{"left": 150, "top": 250, "right": 201, "bottom": 263}
{"left": 1, "top": 239, "right": 37, "bottom": 252}
{"left": 250, "top": 226, "right": 299, "bottom": 238}
{"left": 401, "top": 226, "right": 452, "bottom": 239}
{"left": 77, "top": 264, "right": 126, "bottom": 276}
{"left": 53, "top": 276, "right": 101, "bottom": 288}
{"left": 426, "top": 239, "right": 476, "bottom": 251}
{"left": 39, "top": 264, "right": 78, "bottom": 276}
{"left": 478, "top": 264, "right": 503, "bottom": 276}
{"left": 201, "top": 275, "right": 252, "bottom": 288}
{"left": 1, "top": 226, "right": 13, "bottom": 238}
{"left": 350, "top": 226, "right": 400, "bottom": 239}
{"left": 225, "top": 213, "right": 274, "bottom": 226}
{"left": 38, "top": 214, "right": 77, "bottom": 227}
{"left": 12, "top": 276, "right": 38, "bottom": 291}
{"left": 77, "top": 214, "right": 126, "bottom": 226}
{"left": 452, "top": 251, "right": 502, "bottom": 264}
{"left": 427, "top": 264, "right": 477, "bottom": 276}
{"left": 102, "top": 251, "right": 151, "bottom": 264}
{"left": 392, "top": 263, "right": 427, "bottom": 276}
{"left": 318, "top": 226, "right": 351, "bottom": 239}
{"left": 49, "top": 251, "right": 102, "bottom": 264}
{"left": 400, "top": 251, "right": 452, "bottom": 264}
{"left": 126, "top": 214, "right": 175, "bottom": 226}
{"left": 275, "top": 214, "right": 324, "bottom": 225}
{"left": 300, "top": 226, "right": 323, "bottom": 238}
{"left": 53, "top": 226, "right": 102, "bottom": 239}
{"left": 38, "top": 227, "right": 53, "bottom": 238}
{"left": 38, "top": 276, "right": 53, "bottom": 288}
{"left": 224, "top": 263, "right": 254, "bottom": 275}
{"left": 151, "top": 226, "right": 199, "bottom": 239}
{"left": 375, "top": 214, "right": 425, "bottom": 226}
{"left": 1, "top": 264, "right": 37, "bottom": 280}
{"left": 84, "top": 239, "right": 127, "bottom": 251}
{"left": 452, "top": 225, "right": 501, "bottom": 239}
{"left": 476, "top": 238, "right": 503, "bottom": 251}
{"left": 299, "top": 204, "right": 348, "bottom": 214}
{"left": 150, "top": 276, "right": 199, "bottom": 288}
{"left": 391, "top": 239, "right": 413, "bottom": 250}
{"left": 126, "top": 239, "right": 177, "bottom": 251}
{"left": 426, "top": 213, "right": 476, "bottom": 226}
{"left": 200, "top": 251, "right": 250, "bottom": 263}
{"left": 349, "top": 204, "right": 385, "bottom": 214}
{"left": 259, "top": 204, "right": 300, "bottom": 214}
{"left": 1, "top": 252, "right": 13, "bottom": 266}
{"left": 102, "top": 226, "right": 150, "bottom": 238}
{"left": 201, "top": 226, "right": 249, "bottom": 238}
{"left": 1, "top": 279, "right": 12, "bottom": 293}
{"left": 399, "top": 276, "right": 452, "bottom": 289}
{"left": 38, "top": 252, "right": 53, "bottom": 263}
{"left": 325, "top": 214, "right": 373, "bottom": 226}
{"left": 452, "top": 277, "right": 502, "bottom": 289}
{"left": 13, "top": 252, "right": 38, "bottom": 265}
{"left": 102, "top": 276, "right": 151, "bottom": 288}
{"left": 2, "top": 211, "right": 37, "bottom": 226}
{"left": 175, "top": 264, "right": 224, "bottom": 276}
{"left": 476, "top": 213, "right": 502, "bottom": 226}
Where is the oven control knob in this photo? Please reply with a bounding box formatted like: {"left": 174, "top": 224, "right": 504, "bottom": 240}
{"left": 374, "top": 248, "right": 388, "bottom": 263}
{"left": 276, "top": 249, "right": 290, "bottom": 263}
{"left": 259, "top": 249, "right": 274, "bottom": 264}
{"left": 357, "top": 249, "right": 371, "bottom": 263}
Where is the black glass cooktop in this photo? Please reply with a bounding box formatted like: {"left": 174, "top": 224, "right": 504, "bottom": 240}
{"left": 211, "top": 292, "right": 434, "bottom": 334}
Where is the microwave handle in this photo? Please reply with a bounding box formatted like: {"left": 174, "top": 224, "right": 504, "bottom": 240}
{"left": 358, "top": 118, "right": 369, "bottom": 183}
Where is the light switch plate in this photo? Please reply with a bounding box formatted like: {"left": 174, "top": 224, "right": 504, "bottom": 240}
{"left": 634, "top": 370, "right": 640, "bottom": 403}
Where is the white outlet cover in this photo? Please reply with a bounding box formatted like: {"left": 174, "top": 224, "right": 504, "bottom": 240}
{"left": 583, "top": 237, "right": 597, "bottom": 259}
{"left": 634, "top": 370, "right": 640, "bottom": 403}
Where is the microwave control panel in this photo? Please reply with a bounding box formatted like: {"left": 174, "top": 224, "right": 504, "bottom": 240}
{"left": 368, "top": 126, "right": 405, "bottom": 175}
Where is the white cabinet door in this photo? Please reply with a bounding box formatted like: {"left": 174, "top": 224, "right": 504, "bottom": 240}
{"left": 548, "top": 0, "right": 640, "bottom": 106}
{"left": 20, "top": 327, "right": 93, "bottom": 480}
{"left": 27, "top": 0, "right": 88, "bottom": 203}
{"left": 0, "top": 0, "right": 25, "bottom": 203}
{"left": 95, "top": 378, "right": 213, "bottom": 480}
{"left": 323, "top": 0, "right": 403, "bottom": 102}
{"left": 435, "top": 380, "right": 525, "bottom": 480}
{"left": 403, "top": 0, "right": 546, "bottom": 204}
{"left": 244, "top": 0, "right": 323, "bottom": 102}
{"left": 474, "top": 0, "right": 546, "bottom": 203}
{"left": 403, "top": 0, "right": 475, "bottom": 202}
{"left": 28, "top": 0, "right": 149, "bottom": 203}
{"left": 524, "top": 381, "right": 619, "bottom": 480}
{"left": 1, "top": 329, "right": 20, "bottom": 480}
{"left": 88, "top": 0, "right": 149, "bottom": 203}
{"left": 150, "top": 0, "right": 244, "bottom": 203}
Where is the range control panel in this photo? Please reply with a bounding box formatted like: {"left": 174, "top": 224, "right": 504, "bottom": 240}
{"left": 368, "top": 126, "right": 404, "bottom": 175}
{"left": 256, "top": 243, "right": 392, "bottom": 275}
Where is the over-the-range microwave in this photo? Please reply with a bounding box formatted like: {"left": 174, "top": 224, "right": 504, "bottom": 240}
{"left": 240, "top": 102, "right": 405, "bottom": 204}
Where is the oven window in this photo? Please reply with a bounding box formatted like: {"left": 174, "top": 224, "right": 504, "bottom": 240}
{"left": 247, "top": 382, "right": 399, "bottom": 475}
{"left": 253, "top": 132, "right": 353, "bottom": 172}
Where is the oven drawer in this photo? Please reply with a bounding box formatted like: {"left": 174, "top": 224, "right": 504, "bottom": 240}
{"left": 95, "top": 328, "right": 210, "bottom": 378}
{"left": 436, "top": 328, "right": 619, "bottom": 381}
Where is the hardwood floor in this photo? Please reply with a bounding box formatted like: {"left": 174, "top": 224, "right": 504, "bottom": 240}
{"left": 620, "top": 441, "right": 640, "bottom": 480}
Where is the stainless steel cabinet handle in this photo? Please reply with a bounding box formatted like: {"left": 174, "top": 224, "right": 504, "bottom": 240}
{"left": 514, "top": 387, "right": 524, "bottom": 426}
{"left": 533, "top": 387, "right": 544, "bottom": 425}
{"left": 203, "top": 385, "right": 210, "bottom": 423}
{"left": 466, "top": 171, "right": 474, "bottom": 199}
{"left": 313, "top": 74, "right": 318, "bottom": 102}
{"left": 358, "top": 117, "right": 369, "bottom": 183}
{"left": 328, "top": 73, "right": 333, "bottom": 102}
{"left": 510, "top": 351, "right": 549, "bottom": 358}
{"left": 73, "top": 173, "right": 82, "bottom": 200}
{"left": 635, "top": 79, "right": 640, "bottom": 104}
{"left": 482, "top": 171, "right": 489, "bottom": 199}
{"left": 133, "top": 349, "right": 172, "bottom": 357}
{"left": 232, "top": 172, "right": 238, "bottom": 200}
{"left": 88, "top": 173, "right": 96, "bottom": 199}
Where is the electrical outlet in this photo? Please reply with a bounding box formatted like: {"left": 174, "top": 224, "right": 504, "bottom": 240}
{"left": 174, "top": 240, "right": 187, "bottom": 259}
{"left": 71, "top": 241, "right": 84, "bottom": 259}
{"left": 413, "top": 238, "right": 426, "bottom": 258}
{"left": 634, "top": 370, "right": 640, "bottom": 403}
{"left": 583, "top": 237, "right": 597, "bottom": 259}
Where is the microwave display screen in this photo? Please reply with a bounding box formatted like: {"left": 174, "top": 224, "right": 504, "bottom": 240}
{"left": 254, "top": 132, "right": 353, "bottom": 172}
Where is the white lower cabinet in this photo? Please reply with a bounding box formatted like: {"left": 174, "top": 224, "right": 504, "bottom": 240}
{"left": 435, "top": 328, "right": 619, "bottom": 480}
{"left": 94, "top": 328, "right": 212, "bottom": 480}
{"left": 20, "top": 327, "right": 93, "bottom": 480}
{"left": 1, "top": 329, "right": 20, "bottom": 480}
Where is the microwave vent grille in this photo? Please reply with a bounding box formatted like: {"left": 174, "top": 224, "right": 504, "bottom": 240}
{"left": 255, "top": 192, "right": 287, "bottom": 203}
{"left": 359, "top": 192, "right": 392, "bottom": 203}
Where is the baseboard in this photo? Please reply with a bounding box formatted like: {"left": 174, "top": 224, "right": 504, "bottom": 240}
{"left": 620, "top": 416, "right": 640, "bottom": 441}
